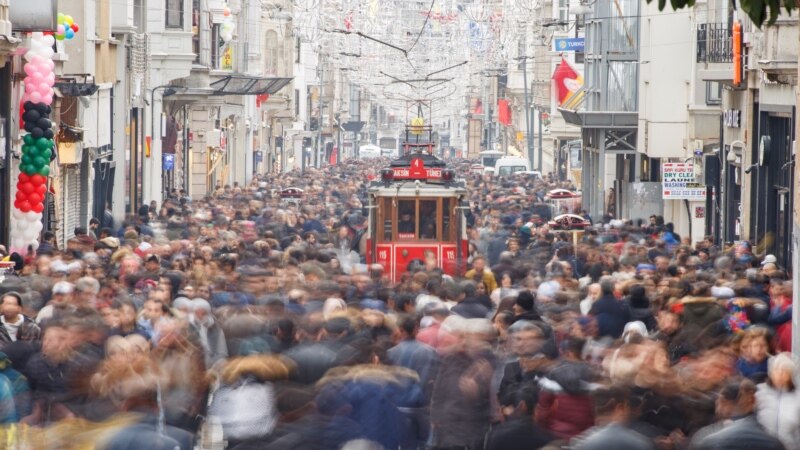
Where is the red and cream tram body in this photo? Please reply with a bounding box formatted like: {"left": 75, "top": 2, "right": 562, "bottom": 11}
{"left": 366, "top": 153, "right": 469, "bottom": 282}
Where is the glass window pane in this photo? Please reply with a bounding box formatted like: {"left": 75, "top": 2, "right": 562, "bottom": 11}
{"left": 442, "top": 198, "right": 453, "bottom": 241}
{"left": 420, "top": 200, "right": 438, "bottom": 239}
{"left": 398, "top": 200, "right": 416, "bottom": 239}
{"left": 382, "top": 198, "right": 392, "bottom": 242}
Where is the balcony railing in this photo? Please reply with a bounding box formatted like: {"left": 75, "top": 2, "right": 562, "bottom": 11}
{"left": 697, "top": 23, "right": 732, "bottom": 63}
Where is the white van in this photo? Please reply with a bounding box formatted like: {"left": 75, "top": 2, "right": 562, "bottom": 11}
{"left": 494, "top": 156, "right": 530, "bottom": 177}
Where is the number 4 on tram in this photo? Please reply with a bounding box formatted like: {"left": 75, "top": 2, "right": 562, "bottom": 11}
{"left": 366, "top": 154, "right": 469, "bottom": 283}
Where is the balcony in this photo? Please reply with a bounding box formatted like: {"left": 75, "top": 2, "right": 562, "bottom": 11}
{"left": 697, "top": 23, "right": 733, "bottom": 63}
{"left": 697, "top": 23, "right": 734, "bottom": 82}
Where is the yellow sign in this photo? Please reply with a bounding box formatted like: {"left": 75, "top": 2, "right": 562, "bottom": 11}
{"left": 410, "top": 117, "right": 424, "bottom": 135}
{"left": 221, "top": 46, "right": 233, "bottom": 71}
{"left": 516, "top": 131, "right": 524, "bottom": 142}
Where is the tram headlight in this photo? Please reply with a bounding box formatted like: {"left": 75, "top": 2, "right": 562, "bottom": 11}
{"left": 442, "top": 169, "right": 455, "bottom": 183}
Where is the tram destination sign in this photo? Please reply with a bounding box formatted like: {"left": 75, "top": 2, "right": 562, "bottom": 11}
{"left": 662, "top": 162, "right": 705, "bottom": 201}
{"left": 390, "top": 158, "right": 444, "bottom": 180}
{"left": 391, "top": 167, "right": 442, "bottom": 179}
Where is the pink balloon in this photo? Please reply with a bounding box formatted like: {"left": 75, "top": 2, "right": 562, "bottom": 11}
{"left": 57, "top": 24, "right": 65, "bottom": 34}
{"left": 25, "top": 82, "right": 36, "bottom": 93}
{"left": 29, "top": 91, "right": 42, "bottom": 103}
{"left": 23, "top": 64, "right": 37, "bottom": 77}
{"left": 43, "top": 94, "right": 53, "bottom": 105}
{"left": 38, "top": 82, "right": 49, "bottom": 93}
{"left": 46, "top": 60, "right": 55, "bottom": 70}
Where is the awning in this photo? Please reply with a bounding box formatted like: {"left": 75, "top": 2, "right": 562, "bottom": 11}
{"left": 209, "top": 75, "right": 293, "bottom": 96}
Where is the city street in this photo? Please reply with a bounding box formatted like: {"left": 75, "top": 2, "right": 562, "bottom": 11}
{"left": 0, "top": 0, "right": 799, "bottom": 449}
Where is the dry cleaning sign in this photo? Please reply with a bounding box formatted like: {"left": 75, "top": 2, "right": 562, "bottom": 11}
{"left": 662, "top": 163, "right": 705, "bottom": 200}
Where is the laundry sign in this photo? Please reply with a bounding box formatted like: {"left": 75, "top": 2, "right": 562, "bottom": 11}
{"left": 662, "top": 162, "right": 705, "bottom": 200}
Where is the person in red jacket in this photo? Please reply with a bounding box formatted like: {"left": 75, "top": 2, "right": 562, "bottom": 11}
{"left": 535, "top": 338, "right": 596, "bottom": 441}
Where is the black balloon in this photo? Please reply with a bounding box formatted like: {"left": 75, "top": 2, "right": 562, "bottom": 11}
{"left": 36, "top": 118, "right": 50, "bottom": 129}
{"left": 34, "top": 103, "right": 48, "bottom": 114}
{"left": 24, "top": 110, "right": 41, "bottom": 123}
{"left": 23, "top": 101, "right": 34, "bottom": 111}
{"left": 24, "top": 122, "right": 34, "bottom": 133}
{"left": 43, "top": 129, "right": 54, "bottom": 140}
{"left": 31, "top": 127, "right": 43, "bottom": 139}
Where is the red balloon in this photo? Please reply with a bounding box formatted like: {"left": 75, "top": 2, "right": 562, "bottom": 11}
{"left": 28, "top": 193, "right": 42, "bottom": 205}
{"left": 15, "top": 191, "right": 27, "bottom": 201}
{"left": 71, "top": 24, "right": 79, "bottom": 33}
{"left": 30, "top": 174, "right": 46, "bottom": 186}
{"left": 32, "top": 203, "right": 44, "bottom": 213}
{"left": 18, "top": 173, "right": 29, "bottom": 183}
{"left": 19, "top": 182, "right": 34, "bottom": 195}
{"left": 36, "top": 185, "right": 47, "bottom": 195}
{"left": 13, "top": 200, "right": 21, "bottom": 210}
{"left": 19, "top": 201, "right": 31, "bottom": 213}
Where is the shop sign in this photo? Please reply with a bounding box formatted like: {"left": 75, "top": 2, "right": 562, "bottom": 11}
{"left": 723, "top": 109, "right": 741, "bottom": 128}
{"left": 662, "top": 162, "right": 705, "bottom": 200}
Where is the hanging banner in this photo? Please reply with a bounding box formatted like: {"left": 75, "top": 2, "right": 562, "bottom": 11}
{"left": 552, "top": 57, "right": 584, "bottom": 109}
{"left": 497, "top": 99, "right": 511, "bottom": 126}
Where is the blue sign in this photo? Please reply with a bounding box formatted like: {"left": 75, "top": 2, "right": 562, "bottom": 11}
{"left": 255, "top": 151, "right": 263, "bottom": 162}
{"left": 163, "top": 154, "right": 175, "bottom": 170}
{"left": 553, "top": 37, "right": 585, "bottom": 52}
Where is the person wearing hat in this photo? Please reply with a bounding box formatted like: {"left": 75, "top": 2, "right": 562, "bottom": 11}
{"left": 36, "top": 281, "right": 76, "bottom": 325}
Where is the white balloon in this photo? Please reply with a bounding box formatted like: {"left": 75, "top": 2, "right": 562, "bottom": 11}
{"left": 24, "top": 212, "right": 39, "bottom": 222}
{"left": 31, "top": 240, "right": 39, "bottom": 251}
{"left": 33, "top": 222, "right": 43, "bottom": 232}
{"left": 42, "top": 35, "right": 55, "bottom": 46}
{"left": 11, "top": 209, "right": 23, "bottom": 220}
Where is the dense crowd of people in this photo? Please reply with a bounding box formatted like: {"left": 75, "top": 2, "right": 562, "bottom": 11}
{"left": 0, "top": 157, "right": 795, "bottom": 450}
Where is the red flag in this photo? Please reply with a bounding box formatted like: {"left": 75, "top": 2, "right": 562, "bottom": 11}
{"left": 551, "top": 58, "right": 584, "bottom": 106}
{"left": 497, "top": 99, "right": 511, "bottom": 126}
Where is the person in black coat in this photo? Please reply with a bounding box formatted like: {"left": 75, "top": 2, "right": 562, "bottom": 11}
{"left": 589, "top": 277, "right": 631, "bottom": 339}
{"left": 627, "top": 284, "right": 656, "bottom": 332}
{"left": 452, "top": 282, "right": 490, "bottom": 319}
{"left": 486, "top": 384, "right": 553, "bottom": 450}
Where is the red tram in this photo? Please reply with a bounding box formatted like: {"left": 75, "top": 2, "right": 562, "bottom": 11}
{"left": 366, "top": 131, "right": 468, "bottom": 282}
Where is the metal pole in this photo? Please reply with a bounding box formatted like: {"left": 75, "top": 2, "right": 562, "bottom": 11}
{"left": 538, "top": 109, "right": 543, "bottom": 173}
{"left": 522, "top": 59, "right": 534, "bottom": 171}
{"left": 316, "top": 61, "right": 323, "bottom": 168}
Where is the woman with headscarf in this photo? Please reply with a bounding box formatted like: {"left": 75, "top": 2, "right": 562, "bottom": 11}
{"left": 189, "top": 299, "right": 228, "bottom": 369}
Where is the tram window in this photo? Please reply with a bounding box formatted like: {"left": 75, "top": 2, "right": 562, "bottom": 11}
{"left": 397, "top": 200, "right": 416, "bottom": 239}
{"left": 419, "top": 200, "right": 438, "bottom": 239}
{"left": 442, "top": 198, "right": 452, "bottom": 242}
{"left": 381, "top": 198, "right": 392, "bottom": 242}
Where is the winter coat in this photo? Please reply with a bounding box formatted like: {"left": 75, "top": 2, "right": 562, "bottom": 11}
{"left": 316, "top": 365, "right": 424, "bottom": 450}
{"left": 590, "top": 295, "right": 631, "bottom": 339}
{"left": 208, "top": 377, "right": 278, "bottom": 442}
{"left": 535, "top": 360, "right": 595, "bottom": 440}
{"left": 573, "top": 423, "right": 656, "bottom": 450}
{"left": 431, "top": 350, "right": 495, "bottom": 447}
{"left": 755, "top": 382, "right": 800, "bottom": 449}
{"left": 680, "top": 297, "right": 726, "bottom": 348}
{"left": 692, "top": 415, "right": 785, "bottom": 450}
